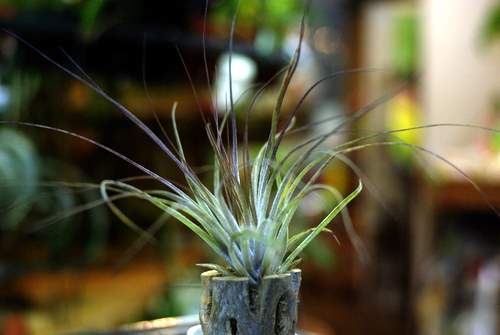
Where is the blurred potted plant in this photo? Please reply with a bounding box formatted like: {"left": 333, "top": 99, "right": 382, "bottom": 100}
{"left": 0, "top": 66, "right": 109, "bottom": 264}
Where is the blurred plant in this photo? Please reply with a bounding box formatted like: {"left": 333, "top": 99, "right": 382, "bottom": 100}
{"left": 0, "top": 129, "right": 109, "bottom": 261}
{"left": 211, "top": 0, "right": 302, "bottom": 46}
{"left": 212, "top": 0, "right": 301, "bottom": 28}
{"left": 479, "top": 4, "right": 500, "bottom": 154}
{"left": 79, "top": 0, "right": 105, "bottom": 38}
{"left": 0, "top": 53, "right": 42, "bottom": 229}
{"left": 492, "top": 96, "right": 500, "bottom": 152}
{"left": 0, "top": 50, "right": 108, "bottom": 262}
{"left": 480, "top": 3, "right": 500, "bottom": 46}
{"left": 391, "top": 7, "right": 418, "bottom": 77}
{"left": 0, "top": 71, "right": 41, "bottom": 119}
{"left": 0, "top": 128, "right": 38, "bottom": 229}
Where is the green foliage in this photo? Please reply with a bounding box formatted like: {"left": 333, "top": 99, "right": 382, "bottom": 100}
{"left": 79, "top": 0, "right": 105, "bottom": 38}
{"left": 481, "top": 3, "right": 500, "bottom": 46}
{"left": 392, "top": 9, "right": 419, "bottom": 76}
{"left": 211, "top": 0, "right": 302, "bottom": 31}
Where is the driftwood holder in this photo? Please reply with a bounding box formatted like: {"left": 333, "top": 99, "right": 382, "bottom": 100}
{"left": 199, "top": 269, "right": 301, "bottom": 335}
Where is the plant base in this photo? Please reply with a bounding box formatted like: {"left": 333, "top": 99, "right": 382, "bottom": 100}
{"left": 199, "top": 269, "right": 301, "bottom": 335}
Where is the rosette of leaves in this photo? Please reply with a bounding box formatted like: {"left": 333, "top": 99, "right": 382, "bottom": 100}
{"left": 92, "top": 66, "right": 362, "bottom": 283}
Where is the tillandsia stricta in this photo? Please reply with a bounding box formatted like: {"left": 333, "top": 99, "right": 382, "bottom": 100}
{"left": 2, "top": 1, "right": 500, "bottom": 285}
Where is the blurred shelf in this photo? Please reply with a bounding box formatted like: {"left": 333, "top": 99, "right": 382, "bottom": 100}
{"left": 0, "top": 261, "right": 168, "bottom": 334}
{"left": 0, "top": 11, "right": 288, "bottom": 82}
{"left": 416, "top": 150, "right": 500, "bottom": 212}
{"left": 424, "top": 179, "right": 500, "bottom": 212}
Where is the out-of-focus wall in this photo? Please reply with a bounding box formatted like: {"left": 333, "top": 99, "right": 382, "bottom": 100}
{"left": 421, "top": 0, "right": 500, "bottom": 153}
{"left": 361, "top": 2, "right": 401, "bottom": 106}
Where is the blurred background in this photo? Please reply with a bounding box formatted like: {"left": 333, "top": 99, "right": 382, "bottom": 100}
{"left": 0, "top": 0, "right": 499, "bottom": 334}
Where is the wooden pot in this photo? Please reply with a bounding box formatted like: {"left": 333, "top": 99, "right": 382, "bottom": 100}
{"left": 199, "top": 269, "right": 301, "bottom": 335}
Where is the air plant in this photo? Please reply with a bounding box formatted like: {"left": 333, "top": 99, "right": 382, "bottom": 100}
{"left": 1, "top": 1, "right": 499, "bottom": 287}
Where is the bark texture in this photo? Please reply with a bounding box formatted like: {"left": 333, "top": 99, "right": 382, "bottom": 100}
{"left": 199, "top": 269, "right": 301, "bottom": 335}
